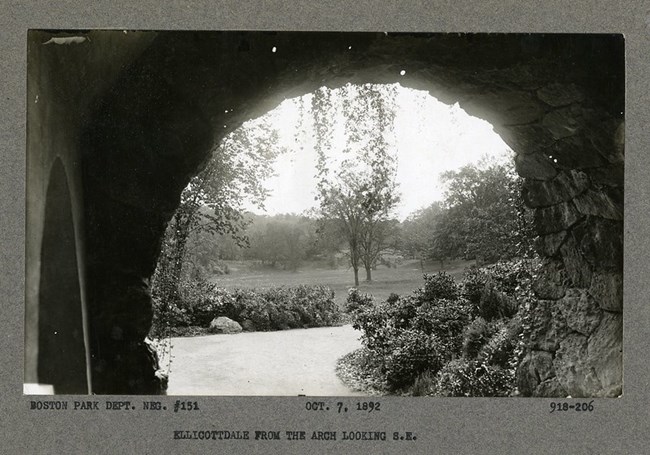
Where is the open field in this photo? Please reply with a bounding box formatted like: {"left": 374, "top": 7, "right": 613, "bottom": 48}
{"left": 209, "top": 259, "right": 475, "bottom": 306}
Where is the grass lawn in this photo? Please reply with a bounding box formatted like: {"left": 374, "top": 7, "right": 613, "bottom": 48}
{"left": 209, "top": 258, "right": 475, "bottom": 307}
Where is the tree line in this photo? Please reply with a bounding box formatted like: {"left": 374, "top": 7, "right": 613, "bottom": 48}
{"left": 170, "top": 157, "right": 533, "bottom": 281}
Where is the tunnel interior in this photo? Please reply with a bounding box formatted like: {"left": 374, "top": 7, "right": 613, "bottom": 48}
{"left": 26, "top": 31, "right": 624, "bottom": 396}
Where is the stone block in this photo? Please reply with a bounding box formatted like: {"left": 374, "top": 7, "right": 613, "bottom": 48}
{"left": 515, "top": 152, "right": 557, "bottom": 180}
{"left": 534, "top": 377, "right": 567, "bottom": 398}
{"left": 534, "top": 201, "right": 582, "bottom": 235}
{"left": 534, "top": 231, "right": 567, "bottom": 257}
{"left": 587, "top": 119, "right": 625, "bottom": 165}
{"left": 550, "top": 135, "right": 607, "bottom": 169}
{"left": 532, "top": 259, "right": 567, "bottom": 300}
{"left": 588, "top": 272, "right": 623, "bottom": 312}
{"left": 571, "top": 218, "right": 623, "bottom": 271}
{"left": 528, "top": 299, "right": 566, "bottom": 352}
{"left": 573, "top": 189, "right": 623, "bottom": 220}
{"left": 465, "top": 90, "right": 544, "bottom": 126}
{"left": 558, "top": 289, "right": 602, "bottom": 336}
{"left": 560, "top": 235, "right": 593, "bottom": 288}
{"left": 537, "top": 83, "right": 585, "bottom": 107}
{"left": 542, "top": 105, "right": 583, "bottom": 140}
{"left": 516, "top": 351, "right": 556, "bottom": 396}
{"left": 588, "top": 164, "right": 624, "bottom": 188}
{"left": 524, "top": 170, "right": 589, "bottom": 208}
{"left": 500, "top": 123, "right": 554, "bottom": 155}
{"left": 553, "top": 333, "right": 602, "bottom": 398}
{"left": 587, "top": 312, "right": 622, "bottom": 396}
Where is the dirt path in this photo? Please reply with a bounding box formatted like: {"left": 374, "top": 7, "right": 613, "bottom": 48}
{"left": 166, "top": 325, "right": 367, "bottom": 396}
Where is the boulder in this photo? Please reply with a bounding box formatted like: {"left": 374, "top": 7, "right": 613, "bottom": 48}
{"left": 542, "top": 105, "right": 583, "bottom": 140}
{"left": 515, "top": 152, "right": 557, "bottom": 180}
{"left": 209, "top": 316, "right": 242, "bottom": 334}
{"left": 560, "top": 235, "right": 593, "bottom": 288}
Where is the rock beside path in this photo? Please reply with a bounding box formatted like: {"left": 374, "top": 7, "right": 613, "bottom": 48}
{"left": 209, "top": 317, "right": 242, "bottom": 334}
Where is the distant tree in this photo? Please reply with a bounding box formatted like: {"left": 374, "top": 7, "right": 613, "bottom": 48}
{"left": 312, "top": 84, "right": 400, "bottom": 285}
{"left": 429, "top": 159, "right": 533, "bottom": 264}
{"left": 243, "top": 214, "right": 314, "bottom": 271}
{"left": 401, "top": 202, "right": 445, "bottom": 266}
{"left": 153, "top": 121, "right": 285, "bottom": 303}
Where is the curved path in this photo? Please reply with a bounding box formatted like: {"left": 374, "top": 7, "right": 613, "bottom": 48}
{"left": 166, "top": 324, "right": 367, "bottom": 396}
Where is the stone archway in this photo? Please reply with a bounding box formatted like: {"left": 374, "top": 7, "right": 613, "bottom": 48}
{"left": 74, "top": 31, "right": 623, "bottom": 395}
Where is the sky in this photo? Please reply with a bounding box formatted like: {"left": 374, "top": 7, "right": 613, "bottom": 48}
{"left": 241, "top": 84, "right": 513, "bottom": 221}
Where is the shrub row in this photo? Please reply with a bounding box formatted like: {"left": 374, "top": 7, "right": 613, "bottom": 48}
{"left": 152, "top": 282, "right": 341, "bottom": 335}
{"left": 218, "top": 285, "right": 341, "bottom": 331}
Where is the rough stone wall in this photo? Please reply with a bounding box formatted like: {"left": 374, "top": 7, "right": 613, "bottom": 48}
{"left": 29, "top": 31, "right": 622, "bottom": 394}
{"left": 513, "top": 93, "right": 624, "bottom": 397}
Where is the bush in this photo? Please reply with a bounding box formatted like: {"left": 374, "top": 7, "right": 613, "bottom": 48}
{"left": 352, "top": 302, "right": 396, "bottom": 353}
{"left": 477, "top": 285, "right": 518, "bottom": 321}
{"left": 411, "top": 298, "right": 471, "bottom": 358}
{"left": 478, "top": 316, "right": 522, "bottom": 369}
{"left": 336, "top": 348, "right": 388, "bottom": 395}
{"left": 462, "top": 317, "right": 492, "bottom": 359}
{"left": 150, "top": 273, "right": 218, "bottom": 336}
{"left": 462, "top": 266, "right": 487, "bottom": 306}
{"left": 412, "top": 370, "right": 437, "bottom": 397}
{"left": 382, "top": 330, "right": 445, "bottom": 390}
{"left": 430, "top": 359, "right": 514, "bottom": 397}
{"left": 386, "top": 295, "right": 420, "bottom": 329}
{"left": 150, "top": 296, "right": 191, "bottom": 337}
{"left": 343, "top": 258, "right": 534, "bottom": 396}
{"left": 419, "top": 272, "right": 460, "bottom": 301}
{"left": 345, "top": 288, "right": 375, "bottom": 313}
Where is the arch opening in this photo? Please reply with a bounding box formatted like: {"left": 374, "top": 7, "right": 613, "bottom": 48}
{"left": 154, "top": 81, "right": 541, "bottom": 396}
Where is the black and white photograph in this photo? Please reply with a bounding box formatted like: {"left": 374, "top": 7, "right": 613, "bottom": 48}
{"left": 24, "top": 30, "right": 624, "bottom": 399}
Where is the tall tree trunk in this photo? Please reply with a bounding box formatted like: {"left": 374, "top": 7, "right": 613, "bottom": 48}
{"left": 353, "top": 267, "right": 359, "bottom": 286}
{"left": 365, "top": 265, "right": 372, "bottom": 282}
